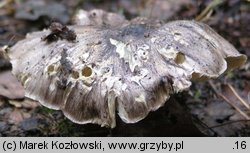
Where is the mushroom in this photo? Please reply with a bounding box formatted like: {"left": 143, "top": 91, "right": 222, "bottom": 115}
{"left": 8, "top": 10, "right": 247, "bottom": 128}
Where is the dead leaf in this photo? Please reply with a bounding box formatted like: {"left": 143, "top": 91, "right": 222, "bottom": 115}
{"left": 0, "top": 71, "right": 25, "bottom": 99}
{"left": 118, "top": 0, "right": 193, "bottom": 20}
{"left": 8, "top": 109, "right": 24, "bottom": 124}
{"left": 22, "top": 112, "right": 32, "bottom": 119}
{"left": 9, "top": 100, "right": 22, "bottom": 108}
{"left": 19, "top": 117, "right": 38, "bottom": 131}
{"left": 14, "top": 0, "right": 69, "bottom": 24}
{"left": 240, "top": 37, "right": 250, "bottom": 48}
{"left": 9, "top": 98, "right": 40, "bottom": 109}
{"left": 21, "top": 99, "right": 40, "bottom": 109}
{"left": 141, "top": 0, "right": 193, "bottom": 20}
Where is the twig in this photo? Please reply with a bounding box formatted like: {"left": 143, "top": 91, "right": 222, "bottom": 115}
{"left": 196, "top": 0, "right": 225, "bottom": 21}
{"left": 208, "top": 81, "right": 250, "bottom": 120}
{"left": 208, "top": 119, "right": 250, "bottom": 129}
{"left": 192, "top": 115, "right": 218, "bottom": 136}
{"left": 149, "top": 0, "right": 157, "bottom": 18}
{"left": 226, "top": 83, "right": 250, "bottom": 110}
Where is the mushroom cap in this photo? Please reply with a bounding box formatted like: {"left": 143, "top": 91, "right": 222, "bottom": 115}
{"left": 9, "top": 12, "right": 246, "bottom": 128}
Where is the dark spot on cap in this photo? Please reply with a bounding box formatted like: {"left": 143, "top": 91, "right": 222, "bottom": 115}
{"left": 120, "top": 24, "right": 147, "bottom": 38}
{"left": 92, "top": 12, "right": 96, "bottom": 17}
{"left": 174, "top": 32, "right": 181, "bottom": 36}
{"left": 72, "top": 71, "right": 80, "bottom": 79}
{"left": 2, "top": 85, "right": 8, "bottom": 89}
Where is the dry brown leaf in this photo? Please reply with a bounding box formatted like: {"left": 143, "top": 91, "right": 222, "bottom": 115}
{"left": 8, "top": 100, "right": 22, "bottom": 108}
{"left": 0, "top": 71, "right": 25, "bottom": 99}
{"left": 9, "top": 98, "right": 40, "bottom": 109}
{"left": 21, "top": 99, "right": 40, "bottom": 109}
{"left": 8, "top": 109, "right": 24, "bottom": 124}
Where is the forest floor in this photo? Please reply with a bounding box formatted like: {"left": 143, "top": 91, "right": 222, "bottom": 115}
{"left": 0, "top": 0, "right": 249, "bottom": 136}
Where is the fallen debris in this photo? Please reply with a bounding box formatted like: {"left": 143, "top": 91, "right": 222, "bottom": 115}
{"left": 42, "top": 22, "right": 76, "bottom": 43}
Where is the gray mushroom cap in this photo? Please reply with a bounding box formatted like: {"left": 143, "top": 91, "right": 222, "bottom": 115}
{"left": 9, "top": 10, "right": 247, "bottom": 128}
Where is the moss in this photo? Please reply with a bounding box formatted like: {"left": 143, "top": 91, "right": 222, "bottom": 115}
{"left": 38, "top": 107, "right": 56, "bottom": 114}
{"left": 57, "top": 119, "right": 84, "bottom": 136}
{"left": 194, "top": 89, "right": 202, "bottom": 100}
{"left": 225, "top": 71, "right": 234, "bottom": 79}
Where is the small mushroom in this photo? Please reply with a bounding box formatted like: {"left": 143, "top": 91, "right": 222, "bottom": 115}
{"left": 8, "top": 10, "right": 247, "bottom": 128}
